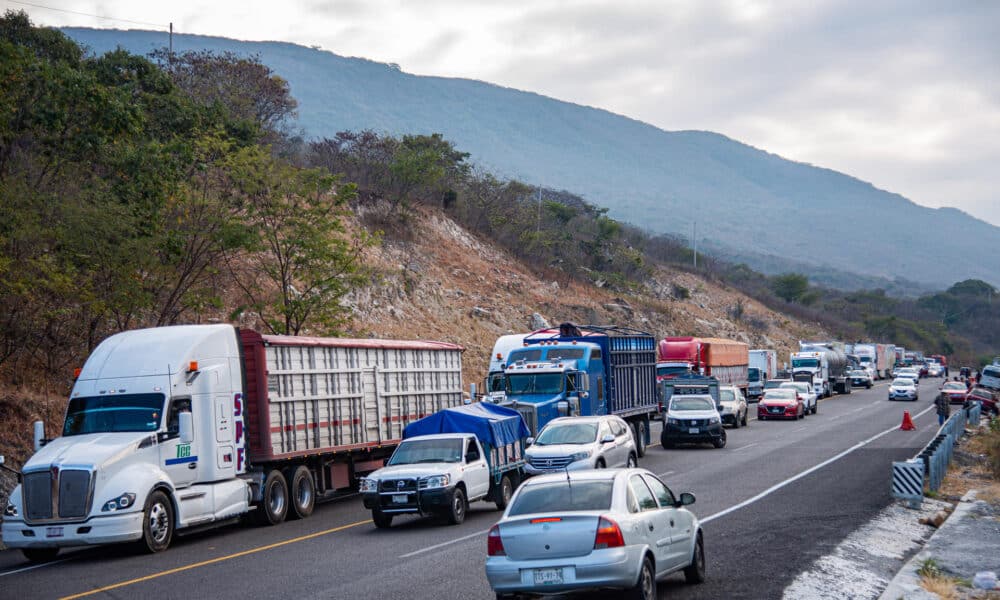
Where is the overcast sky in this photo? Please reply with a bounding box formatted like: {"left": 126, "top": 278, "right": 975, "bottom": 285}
{"left": 7, "top": 0, "right": 999, "bottom": 225}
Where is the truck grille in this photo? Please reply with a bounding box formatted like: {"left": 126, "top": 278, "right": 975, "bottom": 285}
{"left": 511, "top": 405, "right": 537, "bottom": 436}
{"left": 380, "top": 478, "right": 417, "bottom": 492}
{"left": 22, "top": 468, "right": 94, "bottom": 523}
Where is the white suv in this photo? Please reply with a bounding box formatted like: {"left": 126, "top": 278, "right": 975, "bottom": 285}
{"left": 525, "top": 415, "right": 638, "bottom": 475}
{"left": 718, "top": 385, "right": 749, "bottom": 428}
{"left": 780, "top": 381, "right": 818, "bottom": 415}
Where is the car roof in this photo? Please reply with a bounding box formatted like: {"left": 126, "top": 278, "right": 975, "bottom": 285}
{"left": 546, "top": 415, "right": 612, "bottom": 425}
{"left": 520, "top": 467, "right": 640, "bottom": 487}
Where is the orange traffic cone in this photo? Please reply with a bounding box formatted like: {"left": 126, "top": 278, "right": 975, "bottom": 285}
{"left": 900, "top": 411, "right": 916, "bottom": 431}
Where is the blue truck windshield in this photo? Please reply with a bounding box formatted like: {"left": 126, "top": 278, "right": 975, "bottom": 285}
{"left": 506, "top": 373, "right": 564, "bottom": 395}
{"left": 63, "top": 393, "right": 165, "bottom": 436}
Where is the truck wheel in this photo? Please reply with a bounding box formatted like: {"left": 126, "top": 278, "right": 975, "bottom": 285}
{"left": 494, "top": 475, "right": 513, "bottom": 511}
{"left": 447, "top": 487, "right": 467, "bottom": 525}
{"left": 286, "top": 465, "right": 315, "bottom": 520}
{"left": 632, "top": 421, "right": 648, "bottom": 457}
{"left": 139, "top": 490, "right": 174, "bottom": 553}
{"left": 372, "top": 509, "right": 393, "bottom": 529}
{"left": 255, "top": 469, "right": 288, "bottom": 525}
{"left": 21, "top": 547, "right": 59, "bottom": 563}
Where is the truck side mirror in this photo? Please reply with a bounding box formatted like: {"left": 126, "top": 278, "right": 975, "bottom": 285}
{"left": 33, "top": 421, "right": 45, "bottom": 452}
{"left": 179, "top": 411, "right": 194, "bottom": 444}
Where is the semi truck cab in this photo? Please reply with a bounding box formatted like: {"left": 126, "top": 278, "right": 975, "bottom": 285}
{"left": 791, "top": 352, "right": 828, "bottom": 398}
{"left": 501, "top": 342, "right": 597, "bottom": 435}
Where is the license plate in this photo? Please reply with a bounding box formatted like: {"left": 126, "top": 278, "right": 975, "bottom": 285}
{"left": 46, "top": 526, "right": 63, "bottom": 538}
{"left": 771, "top": 408, "right": 781, "bottom": 413}
{"left": 533, "top": 568, "right": 564, "bottom": 585}
{"left": 391, "top": 494, "right": 408, "bottom": 504}
{"left": 688, "top": 427, "right": 700, "bottom": 434}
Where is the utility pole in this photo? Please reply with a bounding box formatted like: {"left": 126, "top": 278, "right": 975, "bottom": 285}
{"left": 692, "top": 220, "right": 698, "bottom": 269}
{"left": 536, "top": 186, "right": 542, "bottom": 234}
{"left": 169, "top": 22, "right": 173, "bottom": 56}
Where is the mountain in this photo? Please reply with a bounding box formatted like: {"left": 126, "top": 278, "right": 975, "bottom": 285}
{"left": 63, "top": 28, "right": 1000, "bottom": 290}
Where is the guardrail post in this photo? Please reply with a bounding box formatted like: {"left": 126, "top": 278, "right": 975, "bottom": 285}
{"left": 891, "top": 459, "right": 924, "bottom": 508}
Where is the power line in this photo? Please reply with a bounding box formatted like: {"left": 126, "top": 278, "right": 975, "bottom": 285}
{"left": 5, "top": 0, "right": 168, "bottom": 29}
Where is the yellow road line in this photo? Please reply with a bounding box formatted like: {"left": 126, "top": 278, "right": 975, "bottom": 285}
{"left": 59, "top": 519, "right": 371, "bottom": 600}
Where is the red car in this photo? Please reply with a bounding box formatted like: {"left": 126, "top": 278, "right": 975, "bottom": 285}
{"left": 968, "top": 387, "right": 999, "bottom": 416}
{"left": 758, "top": 388, "right": 804, "bottom": 420}
{"left": 939, "top": 381, "right": 970, "bottom": 405}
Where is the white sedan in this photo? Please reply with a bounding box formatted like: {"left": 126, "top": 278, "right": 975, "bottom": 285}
{"left": 780, "top": 381, "right": 818, "bottom": 415}
{"left": 486, "top": 468, "right": 705, "bottom": 599}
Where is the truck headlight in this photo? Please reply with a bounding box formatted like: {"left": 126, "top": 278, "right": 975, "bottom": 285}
{"left": 4, "top": 502, "right": 17, "bottom": 517}
{"left": 101, "top": 492, "right": 136, "bottom": 512}
{"left": 568, "top": 450, "right": 592, "bottom": 462}
{"left": 709, "top": 416, "right": 721, "bottom": 424}
{"left": 359, "top": 478, "right": 378, "bottom": 493}
{"left": 422, "top": 475, "right": 450, "bottom": 489}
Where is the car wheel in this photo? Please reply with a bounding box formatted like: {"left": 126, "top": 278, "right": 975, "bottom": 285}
{"left": 812, "top": 401, "right": 818, "bottom": 415}
{"left": 798, "top": 407, "right": 805, "bottom": 419}
{"left": 372, "top": 509, "right": 393, "bottom": 529}
{"left": 741, "top": 409, "right": 748, "bottom": 427}
{"left": 759, "top": 415, "right": 766, "bottom": 421}
{"left": 712, "top": 431, "right": 726, "bottom": 449}
{"left": 732, "top": 414, "right": 740, "bottom": 429}
{"left": 447, "top": 487, "right": 467, "bottom": 525}
{"left": 626, "top": 452, "right": 638, "bottom": 468}
{"left": 633, "top": 421, "right": 648, "bottom": 458}
{"left": 626, "top": 555, "right": 657, "bottom": 600}
{"left": 683, "top": 533, "right": 707, "bottom": 584}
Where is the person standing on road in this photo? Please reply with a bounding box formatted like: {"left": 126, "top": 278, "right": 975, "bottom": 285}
{"left": 935, "top": 390, "right": 951, "bottom": 426}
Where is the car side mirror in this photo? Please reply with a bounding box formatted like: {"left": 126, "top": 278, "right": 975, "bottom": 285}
{"left": 526, "top": 437, "right": 534, "bottom": 446}
{"left": 179, "top": 411, "right": 194, "bottom": 444}
{"left": 601, "top": 434, "right": 615, "bottom": 444}
{"left": 677, "top": 492, "right": 696, "bottom": 507}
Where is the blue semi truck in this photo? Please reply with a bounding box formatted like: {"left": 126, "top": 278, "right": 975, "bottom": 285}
{"left": 499, "top": 323, "right": 658, "bottom": 456}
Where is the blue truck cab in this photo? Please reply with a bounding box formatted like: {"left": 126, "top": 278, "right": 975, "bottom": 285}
{"left": 500, "top": 323, "right": 658, "bottom": 456}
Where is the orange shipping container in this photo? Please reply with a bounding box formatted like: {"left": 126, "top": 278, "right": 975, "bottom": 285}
{"left": 700, "top": 338, "right": 749, "bottom": 367}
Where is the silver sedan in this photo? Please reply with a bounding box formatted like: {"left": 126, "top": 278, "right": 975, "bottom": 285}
{"left": 485, "top": 468, "right": 705, "bottom": 599}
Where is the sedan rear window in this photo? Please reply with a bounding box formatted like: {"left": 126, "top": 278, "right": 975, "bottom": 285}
{"left": 508, "top": 480, "right": 614, "bottom": 516}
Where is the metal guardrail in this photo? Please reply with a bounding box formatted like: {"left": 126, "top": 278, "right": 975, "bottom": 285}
{"left": 891, "top": 402, "right": 985, "bottom": 507}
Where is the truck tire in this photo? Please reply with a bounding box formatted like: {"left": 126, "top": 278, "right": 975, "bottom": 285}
{"left": 255, "top": 469, "right": 288, "bottom": 525}
{"left": 21, "top": 547, "right": 59, "bottom": 563}
{"left": 286, "top": 465, "right": 315, "bottom": 520}
{"left": 447, "top": 487, "right": 467, "bottom": 525}
{"left": 372, "top": 509, "right": 393, "bottom": 529}
{"left": 494, "top": 474, "right": 514, "bottom": 511}
{"left": 633, "top": 421, "right": 648, "bottom": 457}
{"left": 139, "top": 490, "right": 174, "bottom": 553}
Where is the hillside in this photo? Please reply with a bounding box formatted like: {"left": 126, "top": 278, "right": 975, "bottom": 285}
{"left": 64, "top": 27, "right": 1000, "bottom": 290}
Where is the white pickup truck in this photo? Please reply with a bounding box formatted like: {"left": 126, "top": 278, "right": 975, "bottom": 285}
{"left": 360, "top": 403, "right": 529, "bottom": 528}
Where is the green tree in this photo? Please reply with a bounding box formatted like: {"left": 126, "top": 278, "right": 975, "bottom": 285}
{"left": 772, "top": 273, "right": 810, "bottom": 303}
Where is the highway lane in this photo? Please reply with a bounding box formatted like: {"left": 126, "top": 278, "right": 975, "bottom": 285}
{"left": 0, "top": 377, "right": 947, "bottom": 600}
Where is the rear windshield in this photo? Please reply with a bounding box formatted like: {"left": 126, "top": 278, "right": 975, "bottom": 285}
{"left": 508, "top": 480, "right": 615, "bottom": 516}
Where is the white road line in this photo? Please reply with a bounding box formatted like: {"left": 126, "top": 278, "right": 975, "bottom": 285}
{"left": 732, "top": 442, "right": 758, "bottom": 451}
{"left": 700, "top": 403, "right": 936, "bottom": 525}
{"left": 0, "top": 558, "right": 73, "bottom": 577}
{"left": 658, "top": 470, "right": 676, "bottom": 478}
{"left": 399, "top": 528, "right": 490, "bottom": 558}
{"left": 791, "top": 426, "right": 806, "bottom": 433}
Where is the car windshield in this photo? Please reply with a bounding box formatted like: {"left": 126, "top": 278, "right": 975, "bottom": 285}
{"left": 765, "top": 390, "right": 796, "bottom": 400}
{"left": 942, "top": 383, "right": 966, "bottom": 391}
{"left": 780, "top": 382, "right": 807, "bottom": 392}
{"left": 892, "top": 379, "right": 914, "bottom": 387}
{"left": 388, "top": 438, "right": 464, "bottom": 465}
{"left": 534, "top": 423, "right": 597, "bottom": 446}
{"left": 764, "top": 380, "right": 788, "bottom": 389}
{"left": 850, "top": 370, "right": 868, "bottom": 376}
{"left": 508, "top": 480, "right": 614, "bottom": 515}
{"left": 63, "top": 394, "right": 165, "bottom": 436}
{"left": 506, "top": 373, "right": 564, "bottom": 395}
{"left": 719, "top": 389, "right": 735, "bottom": 403}
{"left": 669, "top": 397, "right": 715, "bottom": 411}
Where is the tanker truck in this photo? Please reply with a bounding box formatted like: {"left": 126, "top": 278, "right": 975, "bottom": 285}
{"left": 792, "top": 341, "right": 850, "bottom": 398}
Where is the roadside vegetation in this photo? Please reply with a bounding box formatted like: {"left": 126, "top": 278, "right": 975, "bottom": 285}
{"left": 1, "top": 10, "right": 998, "bottom": 418}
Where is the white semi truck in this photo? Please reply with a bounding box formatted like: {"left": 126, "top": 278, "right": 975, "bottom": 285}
{"left": 1, "top": 325, "right": 463, "bottom": 562}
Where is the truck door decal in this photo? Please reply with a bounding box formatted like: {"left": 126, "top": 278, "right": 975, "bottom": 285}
{"left": 233, "top": 392, "right": 246, "bottom": 473}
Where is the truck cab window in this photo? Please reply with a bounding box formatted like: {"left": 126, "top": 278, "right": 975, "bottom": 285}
{"left": 166, "top": 397, "right": 192, "bottom": 435}
{"left": 465, "top": 439, "right": 480, "bottom": 462}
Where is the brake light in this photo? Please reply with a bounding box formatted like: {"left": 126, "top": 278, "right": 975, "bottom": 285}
{"left": 530, "top": 517, "right": 562, "bottom": 524}
{"left": 593, "top": 516, "right": 625, "bottom": 549}
{"left": 487, "top": 524, "right": 505, "bottom": 556}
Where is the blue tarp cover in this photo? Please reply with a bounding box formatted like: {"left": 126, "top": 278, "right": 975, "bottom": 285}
{"left": 403, "top": 403, "right": 530, "bottom": 447}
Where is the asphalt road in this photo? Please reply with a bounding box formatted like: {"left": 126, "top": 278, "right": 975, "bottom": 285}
{"left": 0, "top": 377, "right": 946, "bottom": 600}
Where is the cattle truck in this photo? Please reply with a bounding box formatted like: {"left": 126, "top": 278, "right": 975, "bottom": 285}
{"left": 1, "top": 325, "right": 463, "bottom": 561}
{"left": 500, "top": 323, "right": 658, "bottom": 457}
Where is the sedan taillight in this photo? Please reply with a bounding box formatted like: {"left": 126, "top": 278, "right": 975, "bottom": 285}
{"left": 593, "top": 516, "right": 625, "bottom": 549}
{"left": 487, "top": 524, "right": 505, "bottom": 556}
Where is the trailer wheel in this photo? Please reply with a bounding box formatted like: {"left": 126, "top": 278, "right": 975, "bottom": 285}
{"left": 286, "top": 465, "right": 315, "bottom": 520}
{"left": 372, "top": 509, "right": 393, "bottom": 529}
{"left": 21, "top": 548, "right": 59, "bottom": 563}
{"left": 494, "top": 475, "right": 513, "bottom": 511}
{"left": 633, "top": 420, "right": 648, "bottom": 457}
{"left": 139, "top": 490, "right": 174, "bottom": 553}
{"left": 255, "top": 469, "right": 288, "bottom": 525}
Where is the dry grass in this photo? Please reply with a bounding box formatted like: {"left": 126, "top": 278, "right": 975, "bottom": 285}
{"left": 920, "top": 572, "right": 960, "bottom": 600}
